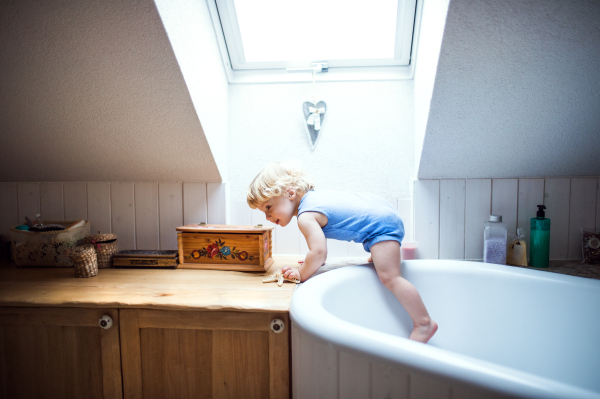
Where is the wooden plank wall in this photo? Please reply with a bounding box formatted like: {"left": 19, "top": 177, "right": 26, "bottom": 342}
{"left": 414, "top": 178, "right": 600, "bottom": 260}
{"left": 4, "top": 178, "right": 597, "bottom": 259}
{"left": 0, "top": 182, "right": 226, "bottom": 251}
{"left": 414, "top": 180, "right": 439, "bottom": 260}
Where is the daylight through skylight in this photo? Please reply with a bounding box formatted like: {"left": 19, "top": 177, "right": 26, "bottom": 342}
{"left": 232, "top": 0, "right": 399, "bottom": 62}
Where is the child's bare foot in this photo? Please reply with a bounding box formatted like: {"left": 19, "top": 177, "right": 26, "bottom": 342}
{"left": 410, "top": 319, "right": 438, "bottom": 343}
{"left": 367, "top": 256, "right": 373, "bottom": 262}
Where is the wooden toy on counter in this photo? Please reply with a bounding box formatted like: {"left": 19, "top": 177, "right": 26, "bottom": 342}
{"left": 176, "top": 223, "right": 274, "bottom": 271}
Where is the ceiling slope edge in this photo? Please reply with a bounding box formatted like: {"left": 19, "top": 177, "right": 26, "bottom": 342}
{"left": 417, "top": 0, "right": 600, "bottom": 180}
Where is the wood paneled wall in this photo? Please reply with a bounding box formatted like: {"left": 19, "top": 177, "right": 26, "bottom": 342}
{"left": 6, "top": 178, "right": 596, "bottom": 259}
{"left": 0, "top": 182, "right": 226, "bottom": 251}
{"left": 415, "top": 178, "right": 600, "bottom": 260}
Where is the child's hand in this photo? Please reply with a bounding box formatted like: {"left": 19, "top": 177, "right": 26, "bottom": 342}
{"left": 282, "top": 265, "right": 301, "bottom": 281}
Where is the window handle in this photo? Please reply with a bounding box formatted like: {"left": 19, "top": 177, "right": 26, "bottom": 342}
{"left": 286, "top": 62, "right": 328, "bottom": 73}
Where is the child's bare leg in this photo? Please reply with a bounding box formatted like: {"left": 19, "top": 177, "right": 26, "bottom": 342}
{"left": 370, "top": 241, "right": 438, "bottom": 343}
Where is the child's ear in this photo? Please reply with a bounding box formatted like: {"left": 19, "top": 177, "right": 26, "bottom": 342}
{"left": 286, "top": 186, "right": 296, "bottom": 199}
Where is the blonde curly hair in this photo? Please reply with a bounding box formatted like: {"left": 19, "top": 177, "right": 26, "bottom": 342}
{"left": 247, "top": 161, "right": 314, "bottom": 209}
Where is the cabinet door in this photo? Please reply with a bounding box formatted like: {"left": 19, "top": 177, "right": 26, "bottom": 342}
{"left": 0, "top": 307, "right": 122, "bottom": 399}
{"left": 120, "top": 309, "right": 289, "bottom": 399}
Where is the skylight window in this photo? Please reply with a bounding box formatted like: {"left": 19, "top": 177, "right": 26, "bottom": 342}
{"left": 214, "top": 0, "right": 417, "bottom": 71}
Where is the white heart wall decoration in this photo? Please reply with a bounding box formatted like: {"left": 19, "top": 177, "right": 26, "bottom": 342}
{"left": 302, "top": 100, "right": 327, "bottom": 151}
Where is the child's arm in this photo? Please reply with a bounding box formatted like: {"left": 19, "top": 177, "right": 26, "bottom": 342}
{"left": 282, "top": 212, "right": 327, "bottom": 281}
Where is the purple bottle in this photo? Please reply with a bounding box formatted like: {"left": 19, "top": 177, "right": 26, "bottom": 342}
{"left": 483, "top": 215, "right": 507, "bottom": 265}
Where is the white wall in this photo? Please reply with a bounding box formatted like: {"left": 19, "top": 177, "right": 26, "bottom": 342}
{"left": 414, "top": 177, "right": 600, "bottom": 261}
{"left": 226, "top": 80, "right": 416, "bottom": 254}
{"left": 412, "top": 0, "right": 600, "bottom": 260}
{"left": 413, "top": 0, "right": 450, "bottom": 173}
{"left": 228, "top": 81, "right": 415, "bottom": 203}
{"left": 0, "top": 0, "right": 232, "bottom": 256}
{"left": 6, "top": 0, "right": 598, "bottom": 260}
{"left": 154, "top": 0, "right": 229, "bottom": 179}
{"left": 418, "top": 0, "right": 600, "bottom": 179}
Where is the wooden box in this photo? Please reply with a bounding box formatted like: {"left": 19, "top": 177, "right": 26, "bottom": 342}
{"left": 176, "top": 224, "right": 274, "bottom": 271}
{"left": 112, "top": 250, "right": 178, "bottom": 268}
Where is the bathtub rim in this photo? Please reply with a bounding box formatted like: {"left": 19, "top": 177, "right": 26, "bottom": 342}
{"left": 290, "top": 261, "right": 600, "bottom": 399}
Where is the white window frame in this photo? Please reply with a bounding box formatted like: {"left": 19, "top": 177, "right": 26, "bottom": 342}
{"left": 206, "top": 0, "right": 424, "bottom": 83}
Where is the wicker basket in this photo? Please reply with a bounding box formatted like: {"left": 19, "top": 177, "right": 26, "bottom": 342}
{"left": 83, "top": 232, "right": 118, "bottom": 269}
{"left": 10, "top": 220, "right": 90, "bottom": 267}
{"left": 70, "top": 245, "right": 98, "bottom": 278}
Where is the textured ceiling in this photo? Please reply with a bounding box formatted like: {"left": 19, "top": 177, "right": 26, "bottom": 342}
{"left": 418, "top": 0, "right": 600, "bottom": 179}
{"left": 0, "top": 0, "right": 221, "bottom": 182}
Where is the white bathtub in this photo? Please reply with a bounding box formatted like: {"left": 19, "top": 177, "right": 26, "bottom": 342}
{"left": 290, "top": 260, "right": 600, "bottom": 399}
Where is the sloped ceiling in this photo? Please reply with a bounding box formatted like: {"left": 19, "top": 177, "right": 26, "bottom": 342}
{"left": 418, "top": 0, "right": 600, "bottom": 179}
{"left": 0, "top": 0, "right": 221, "bottom": 182}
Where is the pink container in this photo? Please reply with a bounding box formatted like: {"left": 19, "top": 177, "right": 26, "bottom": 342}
{"left": 401, "top": 241, "right": 418, "bottom": 260}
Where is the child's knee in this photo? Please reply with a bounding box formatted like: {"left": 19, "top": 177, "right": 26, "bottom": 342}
{"left": 377, "top": 272, "right": 399, "bottom": 289}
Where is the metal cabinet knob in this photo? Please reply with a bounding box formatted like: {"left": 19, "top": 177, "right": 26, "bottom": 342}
{"left": 99, "top": 315, "right": 113, "bottom": 329}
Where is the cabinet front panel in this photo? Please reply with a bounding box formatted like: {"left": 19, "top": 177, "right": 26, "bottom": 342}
{"left": 0, "top": 307, "right": 121, "bottom": 399}
{"left": 1, "top": 324, "right": 103, "bottom": 399}
{"left": 120, "top": 309, "right": 289, "bottom": 399}
{"left": 136, "top": 328, "right": 271, "bottom": 399}
{"left": 140, "top": 328, "right": 212, "bottom": 399}
{"left": 213, "top": 330, "right": 270, "bottom": 399}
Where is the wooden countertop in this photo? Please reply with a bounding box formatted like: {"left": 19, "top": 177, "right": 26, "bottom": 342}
{"left": 0, "top": 256, "right": 313, "bottom": 313}
{"left": 3, "top": 255, "right": 592, "bottom": 313}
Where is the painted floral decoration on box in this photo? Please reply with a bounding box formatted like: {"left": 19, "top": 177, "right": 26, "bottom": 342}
{"left": 176, "top": 224, "right": 274, "bottom": 271}
{"left": 186, "top": 238, "right": 256, "bottom": 262}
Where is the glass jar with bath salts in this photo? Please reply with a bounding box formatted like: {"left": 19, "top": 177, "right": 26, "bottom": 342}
{"left": 483, "top": 215, "right": 507, "bottom": 265}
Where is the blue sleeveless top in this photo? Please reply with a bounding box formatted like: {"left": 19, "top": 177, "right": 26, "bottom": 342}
{"left": 297, "top": 190, "right": 404, "bottom": 252}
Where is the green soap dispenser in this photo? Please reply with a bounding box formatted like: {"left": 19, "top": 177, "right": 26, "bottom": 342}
{"left": 530, "top": 205, "right": 550, "bottom": 268}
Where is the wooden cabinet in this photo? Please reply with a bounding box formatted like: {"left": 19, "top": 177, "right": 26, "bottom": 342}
{"left": 0, "top": 307, "right": 290, "bottom": 399}
{"left": 0, "top": 307, "right": 122, "bottom": 399}
{"left": 0, "top": 259, "right": 297, "bottom": 399}
{"left": 120, "top": 309, "right": 289, "bottom": 399}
